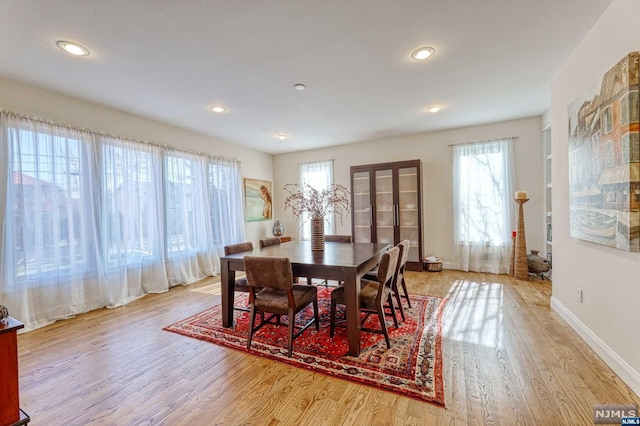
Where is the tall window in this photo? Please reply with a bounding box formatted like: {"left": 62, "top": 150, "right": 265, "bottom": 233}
{"left": 452, "top": 138, "right": 514, "bottom": 273}
{"left": 621, "top": 91, "right": 639, "bottom": 125}
{"left": 299, "top": 160, "right": 333, "bottom": 240}
{"left": 9, "top": 128, "right": 91, "bottom": 281}
{"left": 602, "top": 105, "right": 613, "bottom": 134}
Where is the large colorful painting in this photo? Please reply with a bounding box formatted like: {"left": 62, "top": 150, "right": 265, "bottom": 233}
{"left": 244, "top": 178, "right": 272, "bottom": 222}
{"left": 568, "top": 52, "right": 640, "bottom": 251}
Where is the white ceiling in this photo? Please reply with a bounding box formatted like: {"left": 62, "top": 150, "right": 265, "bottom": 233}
{"left": 0, "top": 0, "right": 611, "bottom": 154}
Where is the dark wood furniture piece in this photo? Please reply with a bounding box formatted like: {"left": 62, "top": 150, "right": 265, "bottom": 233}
{"left": 221, "top": 241, "right": 389, "bottom": 356}
{"left": 244, "top": 256, "right": 319, "bottom": 357}
{"left": 330, "top": 246, "right": 400, "bottom": 348}
{"left": 350, "top": 159, "right": 423, "bottom": 271}
{"left": 0, "top": 317, "right": 30, "bottom": 426}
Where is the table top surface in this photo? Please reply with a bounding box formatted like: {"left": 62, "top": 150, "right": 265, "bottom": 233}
{"left": 222, "top": 241, "right": 389, "bottom": 268}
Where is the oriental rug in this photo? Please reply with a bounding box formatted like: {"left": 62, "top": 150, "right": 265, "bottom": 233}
{"left": 164, "top": 288, "right": 447, "bottom": 406}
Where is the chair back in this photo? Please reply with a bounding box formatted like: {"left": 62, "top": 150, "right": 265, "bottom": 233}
{"left": 224, "top": 242, "right": 254, "bottom": 256}
{"left": 324, "top": 234, "right": 352, "bottom": 243}
{"left": 396, "top": 239, "right": 410, "bottom": 274}
{"left": 376, "top": 246, "right": 400, "bottom": 292}
{"left": 244, "top": 256, "right": 293, "bottom": 291}
{"left": 259, "top": 237, "right": 281, "bottom": 248}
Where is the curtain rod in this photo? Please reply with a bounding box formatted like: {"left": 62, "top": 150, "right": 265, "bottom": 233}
{"left": 1, "top": 109, "right": 241, "bottom": 164}
{"left": 297, "top": 158, "right": 334, "bottom": 165}
{"left": 447, "top": 136, "right": 518, "bottom": 147}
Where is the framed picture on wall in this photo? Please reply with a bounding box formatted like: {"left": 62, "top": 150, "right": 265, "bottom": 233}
{"left": 567, "top": 51, "right": 639, "bottom": 252}
{"left": 244, "top": 178, "right": 272, "bottom": 222}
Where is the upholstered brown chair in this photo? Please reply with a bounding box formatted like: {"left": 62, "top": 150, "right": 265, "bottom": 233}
{"left": 223, "top": 242, "right": 254, "bottom": 312}
{"left": 324, "top": 234, "right": 352, "bottom": 243}
{"left": 365, "top": 240, "right": 411, "bottom": 321}
{"left": 395, "top": 240, "right": 412, "bottom": 310}
{"left": 244, "top": 256, "right": 319, "bottom": 357}
{"left": 308, "top": 234, "right": 353, "bottom": 286}
{"left": 259, "top": 237, "right": 281, "bottom": 248}
{"left": 330, "top": 246, "right": 400, "bottom": 349}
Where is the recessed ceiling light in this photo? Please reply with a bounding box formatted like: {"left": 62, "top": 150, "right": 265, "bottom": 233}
{"left": 56, "top": 40, "right": 90, "bottom": 56}
{"left": 294, "top": 84, "right": 306, "bottom": 91}
{"left": 209, "top": 105, "right": 228, "bottom": 113}
{"left": 427, "top": 106, "right": 441, "bottom": 113}
{"left": 411, "top": 47, "right": 435, "bottom": 61}
{"left": 275, "top": 134, "right": 289, "bottom": 140}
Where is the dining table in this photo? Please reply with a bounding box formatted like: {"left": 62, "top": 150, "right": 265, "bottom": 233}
{"left": 220, "top": 240, "right": 389, "bottom": 356}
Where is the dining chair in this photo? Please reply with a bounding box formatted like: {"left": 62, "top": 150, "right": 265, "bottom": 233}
{"left": 364, "top": 239, "right": 411, "bottom": 321}
{"left": 324, "top": 234, "right": 352, "bottom": 243}
{"left": 329, "top": 246, "right": 400, "bottom": 349}
{"left": 244, "top": 256, "right": 319, "bottom": 357}
{"left": 223, "top": 242, "right": 255, "bottom": 312}
{"left": 309, "top": 234, "right": 353, "bottom": 286}
{"left": 259, "top": 237, "right": 281, "bottom": 248}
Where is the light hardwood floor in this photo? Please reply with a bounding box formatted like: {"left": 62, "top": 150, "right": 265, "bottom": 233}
{"left": 16, "top": 270, "right": 639, "bottom": 425}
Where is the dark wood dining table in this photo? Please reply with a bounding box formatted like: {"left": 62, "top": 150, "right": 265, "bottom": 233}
{"left": 220, "top": 240, "right": 389, "bottom": 356}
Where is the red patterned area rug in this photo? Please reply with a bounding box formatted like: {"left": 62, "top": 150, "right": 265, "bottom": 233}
{"left": 164, "top": 288, "right": 447, "bottom": 406}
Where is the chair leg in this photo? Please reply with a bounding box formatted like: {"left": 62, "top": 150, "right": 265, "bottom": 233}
{"left": 313, "top": 298, "right": 320, "bottom": 331}
{"left": 387, "top": 293, "right": 398, "bottom": 329}
{"left": 287, "top": 308, "right": 295, "bottom": 357}
{"left": 401, "top": 276, "right": 411, "bottom": 308}
{"left": 392, "top": 283, "right": 405, "bottom": 322}
{"left": 329, "top": 298, "right": 337, "bottom": 337}
{"left": 377, "top": 305, "right": 391, "bottom": 349}
{"left": 247, "top": 305, "right": 257, "bottom": 350}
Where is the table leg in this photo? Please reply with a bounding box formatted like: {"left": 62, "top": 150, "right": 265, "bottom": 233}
{"left": 221, "top": 259, "right": 235, "bottom": 328}
{"left": 344, "top": 268, "right": 361, "bottom": 356}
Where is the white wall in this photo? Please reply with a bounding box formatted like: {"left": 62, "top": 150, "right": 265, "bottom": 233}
{"left": 273, "top": 116, "right": 543, "bottom": 265}
{"left": 0, "top": 76, "right": 274, "bottom": 246}
{"left": 550, "top": 0, "right": 640, "bottom": 395}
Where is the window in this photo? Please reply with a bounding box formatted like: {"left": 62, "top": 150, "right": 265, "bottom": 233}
{"left": 605, "top": 140, "right": 615, "bottom": 168}
{"left": 164, "top": 153, "right": 210, "bottom": 255}
{"left": 102, "top": 140, "right": 161, "bottom": 265}
{"left": 451, "top": 138, "right": 514, "bottom": 273}
{"left": 1, "top": 110, "right": 245, "bottom": 330}
{"left": 9, "top": 128, "right": 92, "bottom": 280}
{"left": 621, "top": 91, "right": 639, "bottom": 125}
{"left": 622, "top": 133, "right": 640, "bottom": 163}
{"left": 602, "top": 105, "right": 613, "bottom": 134}
{"left": 299, "top": 160, "right": 333, "bottom": 240}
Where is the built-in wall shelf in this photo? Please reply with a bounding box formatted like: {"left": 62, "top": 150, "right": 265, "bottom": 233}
{"left": 543, "top": 125, "right": 552, "bottom": 279}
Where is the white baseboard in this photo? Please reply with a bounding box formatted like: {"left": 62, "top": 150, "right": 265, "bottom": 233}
{"left": 551, "top": 296, "right": 640, "bottom": 397}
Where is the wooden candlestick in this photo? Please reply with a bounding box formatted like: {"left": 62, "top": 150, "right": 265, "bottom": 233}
{"left": 513, "top": 198, "right": 529, "bottom": 280}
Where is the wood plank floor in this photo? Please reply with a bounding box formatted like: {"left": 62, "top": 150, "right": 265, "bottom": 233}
{"left": 15, "top": 270, "right": 639, "bottom": 425}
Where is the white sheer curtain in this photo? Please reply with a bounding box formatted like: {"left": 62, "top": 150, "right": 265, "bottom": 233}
{"left": 164, "top": 151, "right": 216, "bottom": 285}
{"left": 451, "top": 138, "right": 515, "bottom": 273}
{"left": 1, "top": 113, "right": 107, "bottom": 329}
{"left": 0, "top": 111, "right": 245, "bottom": 330}
{"left": 208, "top": 156, "right": 245, "bottom": 250}
{"left": 100, "top": 137, "right": 168, "bottom": 306}
{"left": 298, "top": 160, "right": 333, "bottom": 240}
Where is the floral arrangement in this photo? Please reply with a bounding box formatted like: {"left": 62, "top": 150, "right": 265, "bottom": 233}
{"left": 283, "top": 183, "right": 350, "bottom": 221}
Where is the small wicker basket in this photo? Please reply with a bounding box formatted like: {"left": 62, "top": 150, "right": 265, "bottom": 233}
{"left": 423, "top": 260, "right": 443, "bottom": 272}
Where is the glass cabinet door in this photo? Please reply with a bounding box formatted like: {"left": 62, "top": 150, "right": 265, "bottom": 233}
{"left": 398, "top": 166, "right": 420, "bottom": 262}
{"left": 375, "top": 169, "right": 394, "bottom": 245}
{"left": 352, "top": 171, "right": 371, "bottom": 242}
